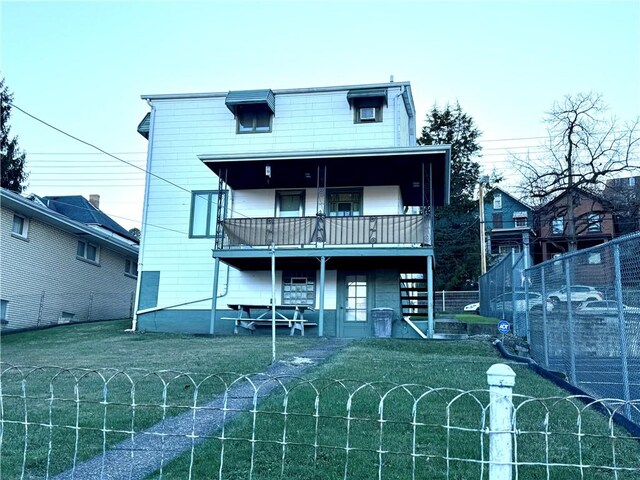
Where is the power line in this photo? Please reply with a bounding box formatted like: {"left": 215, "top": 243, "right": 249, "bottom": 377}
{"left": 10, "top": 103, "right": 194, "bottom": 197}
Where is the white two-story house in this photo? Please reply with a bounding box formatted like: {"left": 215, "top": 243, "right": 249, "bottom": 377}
{"left": 134, "top": 81, "right": 451, "bottom": 338}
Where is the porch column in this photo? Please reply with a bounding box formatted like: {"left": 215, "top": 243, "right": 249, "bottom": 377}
{"left": 209, "top": 257, "right": 221, "bottom": 335}
{"left": 319, "top": 256, "right": 326, "bottom": 337}
{"left": 427, "top": 255, "right": 435, "bottom": 338}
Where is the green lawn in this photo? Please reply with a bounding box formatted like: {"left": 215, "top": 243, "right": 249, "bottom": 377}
{"left": 1, "top": 320, "right": 638, "bottom": 479}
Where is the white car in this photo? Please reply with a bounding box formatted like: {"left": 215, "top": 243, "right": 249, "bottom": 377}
{"left": 492, "top": 292, "right": 554, "bottom": 313}
{"left": 575, "top": 300, "right": 640, "bottom": 316}
{"left": 463, "top": 302, "right": 480, "bottom": 314}
{"left": 547, "top": 285, "right": 604, "bottom": 304}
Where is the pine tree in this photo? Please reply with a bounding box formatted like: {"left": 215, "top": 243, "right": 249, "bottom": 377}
{"left": 418, "top": 102, "right": 483, "bottom": 290}
{"left": 1, "top": 77, "right": 28, "bottom": 193}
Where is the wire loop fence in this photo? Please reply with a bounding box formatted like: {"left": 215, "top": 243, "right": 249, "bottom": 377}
{"left": 1, "top": 363, "right": 639, "bottom": 479}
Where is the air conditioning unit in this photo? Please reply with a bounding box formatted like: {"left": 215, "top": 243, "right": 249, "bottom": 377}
{"left": 359, "top": 107, "right": 376, "bottom": 121}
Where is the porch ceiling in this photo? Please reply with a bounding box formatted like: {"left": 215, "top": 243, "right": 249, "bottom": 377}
{"left": 199, "top": 147, "right": 450, "bottom": 207}
{"left": 213, "top": 247, "right": 432, "bottom": 272}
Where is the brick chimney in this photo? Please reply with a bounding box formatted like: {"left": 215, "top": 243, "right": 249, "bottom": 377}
{"left": 89, "top": 194, "right": 100, "bottom": 209}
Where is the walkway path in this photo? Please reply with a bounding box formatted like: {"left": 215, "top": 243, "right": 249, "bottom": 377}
{"left": 53, "top": 338, "right": 351, "bottom": 480}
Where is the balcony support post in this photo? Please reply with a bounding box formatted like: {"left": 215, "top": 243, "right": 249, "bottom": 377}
{"left": 319, "top": 256, "right": 326, "bottom": 337}
{"left": 427, "top": 254, "right": 435, "bottom": 338}
{"left": 209, "top": 257, "right": 221, "bottom": 335}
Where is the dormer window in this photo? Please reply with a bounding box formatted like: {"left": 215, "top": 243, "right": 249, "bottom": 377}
{"left": 347, "top": 88, "right": 387, "bottom": 124}
{"left": 225, "top": 89, "right": 275, "bottom": 134}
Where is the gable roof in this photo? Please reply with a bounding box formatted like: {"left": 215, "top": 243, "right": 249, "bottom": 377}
{"left": 536, "top": 187, "right": 611, "bottom": 213}
{"left": 35, "top": 195, "right": 139, "bottom": 243}
{"left": 1, "top": 188, "right": 138, "bottom": 257}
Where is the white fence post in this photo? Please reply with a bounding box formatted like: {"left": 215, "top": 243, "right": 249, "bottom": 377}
{"left": 487, "top": 363, "right": 516, "bottom": 480}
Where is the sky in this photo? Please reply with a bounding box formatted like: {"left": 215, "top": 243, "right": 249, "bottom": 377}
{"left": 2, "top": 0, "right": 639, "bottom": 231}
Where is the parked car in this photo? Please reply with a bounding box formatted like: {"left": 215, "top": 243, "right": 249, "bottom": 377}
{"left": 547, "top": 285, "right": 604, "bottom": 304}
{"left": 575, "top": 300, "right": 640, "bottom": 316}
{"left": 463, "top": 302, "right": 480, "bottom": 314}
{"left": 492, "top": 292, "right": 554, "bottom": 313}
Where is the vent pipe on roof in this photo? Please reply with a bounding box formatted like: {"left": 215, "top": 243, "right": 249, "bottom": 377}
{"left": 89, "top": 194, "right": 100, "bottom": 209}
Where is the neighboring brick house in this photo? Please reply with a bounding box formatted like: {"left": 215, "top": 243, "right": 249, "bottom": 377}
{"left": 534, "top": 188, "right": 614, "bottom": 264}
{"left": 603, "top": 176, "right": 640, "bottom": 235}
{"left": 0, "top": 188, "right": 139, "bottom": 331}
{"left": 484, "top": 187, "right": 535, "bottom": 267}
{"left": 134, "top": 81, "right": 451, "bottom": 338}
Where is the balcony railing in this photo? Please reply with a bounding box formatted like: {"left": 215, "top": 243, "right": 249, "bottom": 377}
{"left": 216, "top": 214, "right": 431, "bottom": 249}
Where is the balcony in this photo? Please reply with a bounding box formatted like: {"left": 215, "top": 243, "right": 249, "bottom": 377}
{"left": 216, "top": 214, "right": 431, "bottom": 249}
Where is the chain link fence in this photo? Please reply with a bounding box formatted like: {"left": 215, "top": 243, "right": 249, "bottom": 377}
{"left": 481, "top": 232, "right": 640, "bottom": 425}
{"left": 1, "top": 291, "right": 135, "bottom": 332}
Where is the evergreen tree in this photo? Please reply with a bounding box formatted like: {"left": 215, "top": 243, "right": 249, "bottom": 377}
{"left": 418, "top": 102, "right": 483, "bottom": 290}
{"left": 1, "top": 77, "right": 28, "bottom": 193}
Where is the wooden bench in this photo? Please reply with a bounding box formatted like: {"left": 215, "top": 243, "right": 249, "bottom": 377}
{"left": 222, "top": 304, "right": 316, "bottom": 336}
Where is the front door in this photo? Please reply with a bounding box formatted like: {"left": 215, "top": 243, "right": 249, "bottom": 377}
{"left": 338, "top": 272, "right": 371, "bottom": 337}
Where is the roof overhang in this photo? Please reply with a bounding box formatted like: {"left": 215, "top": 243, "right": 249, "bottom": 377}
{"left": 199, "top": 146, "right": 451, "bottom": 207}
{"left": 212, "top": 246, "right": 432, "bottom": 272}
{"left": 1, "top": 189, "right": 139, "bottom": 258}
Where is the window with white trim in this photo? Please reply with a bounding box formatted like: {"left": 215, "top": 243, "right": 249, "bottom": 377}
{"left": 493, "top": 194, "right": 502, "bottom": 210}
{"left": 11, "top": 214, "right": 28, "bottom": 239}
{"left": 276, "top": 190, "right": 305, "bottom": 218}
{"left": 125, "top": 259, "right": 138, "bottom": 278}
{"left": 514, "top": 216, "right": 528, "bottom": 228}
{"left": 77, "top": 240, "right": 100, "bottom": 264}
{"left": 587, "top": 213, "right": 601, "bottom": 232}
{"left": 552, "top": 217, "right": 564, "bottom": 235}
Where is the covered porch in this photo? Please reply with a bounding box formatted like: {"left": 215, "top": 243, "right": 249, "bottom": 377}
{"left": 200, "top": 146, "right": 450, "bottom": 338}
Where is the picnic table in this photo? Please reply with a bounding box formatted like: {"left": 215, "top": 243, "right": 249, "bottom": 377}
{"left": 222, "top": 304, "right": 315, "bottom": 336}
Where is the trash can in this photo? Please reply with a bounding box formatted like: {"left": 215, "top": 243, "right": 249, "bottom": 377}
{"left": 371, "top": 307, "right": 394, "bottom": 338}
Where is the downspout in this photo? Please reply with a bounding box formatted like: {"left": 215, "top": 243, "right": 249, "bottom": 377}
{"left": 129, "top": 101, "right": 156, "bottom": 332}
{"left": 394, "top": 87, "right": 404, "bottom": 147}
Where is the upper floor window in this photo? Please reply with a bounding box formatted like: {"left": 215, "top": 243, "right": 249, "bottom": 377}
{"left": 11, "top": 214, "right": 28, "bottom": 239}
{"left": 125, "top": 259, "right": 138, "bottom": 278}
{"left": 77, "top": 240, "right": 100, "bottom": 264}
{"left": 587, "top": 213, "right": 601, "bottom": 232}
{"left": 347, "top": 88, "right": 387, "bottom": 124}
{"left": 493, "top": 194, "right": 502, "bottom": 210}
{"left": 630, "top": 177, "right": 636, "bottom": 187}
{"left": 492, "top": 213, "right": 503, "bottom": 229}
{"left": 276, "top": 190, "right": 305, "bottom": 218}
{"left": 236, "top": 105, "right": 272, "bottom": 133}
{"left": 514, "top": 216, "right": 528, "bottom": 228}
{"left": 225, "top": 89, "right": 275, "bottom": 134}
{"left": 552, "top": 217, "right": 564, "bottom": 235}
{"left": 189, "top": 190, "right": 227, "bottom": 238}
{"left": 328, "top": 189, "right": 362, "bottom": 217}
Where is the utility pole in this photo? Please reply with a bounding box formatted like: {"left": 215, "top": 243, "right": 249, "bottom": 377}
{"left": 478, "top": 176, "right": 489, "bottom": 274}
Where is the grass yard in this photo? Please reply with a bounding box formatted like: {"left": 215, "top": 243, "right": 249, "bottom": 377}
{"left": 1, "top": 320, "right": 638, "bottom": 479}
